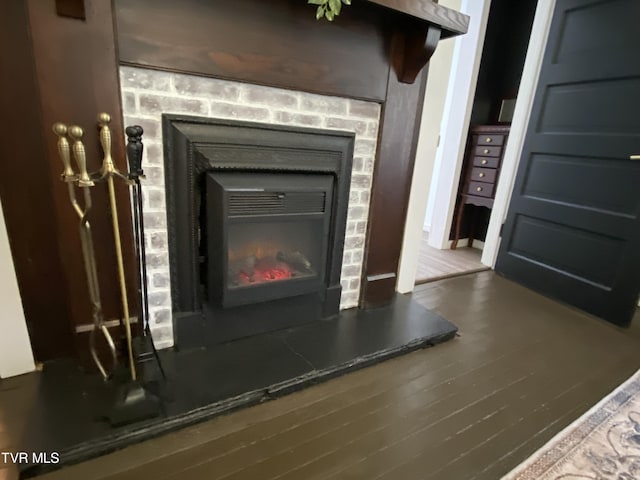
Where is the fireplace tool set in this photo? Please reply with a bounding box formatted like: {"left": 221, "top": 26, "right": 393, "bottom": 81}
{"left": 53, "top": 113, "right": 162, "bottom": 425}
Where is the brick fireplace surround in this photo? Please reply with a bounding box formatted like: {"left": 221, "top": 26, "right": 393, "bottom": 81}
{"left": 120, "top": 66, "right": 381, "bottom": 349}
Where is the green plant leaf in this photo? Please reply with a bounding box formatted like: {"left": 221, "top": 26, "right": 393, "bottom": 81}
{"left": 310, "top": 0, "right": 349, "bottom": 21}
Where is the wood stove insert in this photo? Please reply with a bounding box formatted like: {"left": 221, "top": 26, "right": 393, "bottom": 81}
{"left": 163, "top": 115, "right": 354, "bottom": 344}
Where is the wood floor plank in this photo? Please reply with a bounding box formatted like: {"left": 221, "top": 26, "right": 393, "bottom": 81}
{"left": 319, "top": 336, "right": 603, "bottom": 480}
{"left": 244, "top": 342, "right": 562, "bottom": 480}
{"left": 415, "top": 231, "right": 488, "bottom": 283}
{"left": 34, "top": 272, "right": 640, "bottom": 480}
{"left": 109, "top": 338, "right": 515, "bottom": 480}
{"left": 383, "top": 353, "right": 636, "bottom": 480}
{"left": 163, "top": 340, "right": 542, "bottom": 480}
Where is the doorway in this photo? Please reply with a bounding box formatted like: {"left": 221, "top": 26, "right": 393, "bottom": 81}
{"left": 411, "top": 0, "right": 538, "bottom": 285}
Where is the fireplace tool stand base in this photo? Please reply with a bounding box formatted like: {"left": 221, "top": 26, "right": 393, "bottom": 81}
{"left": 54, "top": 113, "right": 162, "bottom": 427}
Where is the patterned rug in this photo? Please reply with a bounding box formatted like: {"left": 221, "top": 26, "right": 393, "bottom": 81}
{"left": 503, "top": 369, "right": 640, "bottom": 480}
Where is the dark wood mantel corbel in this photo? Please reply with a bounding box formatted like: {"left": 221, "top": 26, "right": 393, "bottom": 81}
{"left": 55, "top": 0, "right": 86, "bottom": 19}
{"left": 367, "top": 0, "right": 468, "bottom": 84}
{"left": 400, "top": 23, "right": 442, "bottom": 83}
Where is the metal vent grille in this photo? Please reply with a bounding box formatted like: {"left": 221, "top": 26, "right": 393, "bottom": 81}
{"left": 228, "top": 192, "right": 326, "bottom": 216}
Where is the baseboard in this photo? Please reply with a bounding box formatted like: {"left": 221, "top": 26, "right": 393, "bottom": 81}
{"left": 446, "top": 238, "right": 485, "bottom": 251}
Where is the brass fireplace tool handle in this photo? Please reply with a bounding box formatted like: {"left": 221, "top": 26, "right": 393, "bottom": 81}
{"left": 53, "top": 122, "right": 117, "bottom": 379}
{"left": 96, "top": 113, "right": 137, "bottom": 382}
{"left": 53, "top": 113, "right": 138, "bottom": 382}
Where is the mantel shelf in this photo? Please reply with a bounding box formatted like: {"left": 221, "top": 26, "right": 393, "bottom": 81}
{"left": 367, "top": 0, "right": 469, "bottom": 83}
{"left": 368, "top": 0, "right": 469, "bottom": 38}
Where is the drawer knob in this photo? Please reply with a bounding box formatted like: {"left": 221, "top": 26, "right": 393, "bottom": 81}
{"left": 478, "top": 173, "right": 485, "bottom": 178}
{"left": 481, "top": 159, "right": 488, "bottom": 165}
{"left": 486, "top": 137, "right": 492, "bottom": 143}
{"left": 483, "top": 149, "right": 490, "bottom": 154}
{"left": 476, "top": 187, "right": 483, "bottom": 192}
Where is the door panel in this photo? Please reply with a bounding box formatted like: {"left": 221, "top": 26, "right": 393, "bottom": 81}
{"left": 496, "top": 0, "right": 640, "bottom": 326}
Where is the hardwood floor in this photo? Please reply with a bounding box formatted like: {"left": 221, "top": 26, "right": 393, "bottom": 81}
{"left": 25, "top": 272, "right": 640, "bottom": 480}
{"left": 415, "top": 231, "right": 488, "bottom": 284}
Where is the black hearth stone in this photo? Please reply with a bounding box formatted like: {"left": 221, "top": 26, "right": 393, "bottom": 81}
{"left": 15, "top": 295, "right": 457, "bottom": 478}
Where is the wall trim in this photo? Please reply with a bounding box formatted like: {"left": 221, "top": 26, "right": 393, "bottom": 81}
{"left": 397, "top": 0, "right": 462, "bottom": 294}
{"left": 0, "top": 201, "right": 35, "bottom": 378}
{"left": 481, "top": 0, "right": 557, "bottom": 267}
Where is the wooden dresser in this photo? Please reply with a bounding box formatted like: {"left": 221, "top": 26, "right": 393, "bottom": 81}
{"left": 451, "top": 125, "right": 509, "bottom": 249}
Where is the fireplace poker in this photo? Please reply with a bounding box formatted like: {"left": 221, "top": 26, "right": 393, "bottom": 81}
{"left": 53, "top": 123, "right": 117, "bottom": 379}
{"left": 126, "top": 125, "right": 166, "bottom": 379}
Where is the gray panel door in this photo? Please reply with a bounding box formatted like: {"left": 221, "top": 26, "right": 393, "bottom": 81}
{"left": 496, "top": 0, "right": 640, "bottom": 326}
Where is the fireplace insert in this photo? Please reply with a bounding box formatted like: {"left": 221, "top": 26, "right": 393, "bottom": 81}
{"left": 206, "top": 172, "right": 334, "bottom": 308}
{"left": 163, "top": 116, "right": 354, "bottom": 344}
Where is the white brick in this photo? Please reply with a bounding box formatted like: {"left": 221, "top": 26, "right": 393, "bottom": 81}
{"left": 348, "top": 206, "right": 367, "bottom": 221}
{"left": 139, "top": 94, "right": 208, "bottom": 116}
{"left": 173, "top": 75, "right": 240, "bottom": 101}
{"left": 348, "top": 100, "right": 381, "bottom": 119}
{"left": 148, "top": 291, "right": 170, "bottom": 308}
{"left": 244, "top": 87, "right": 298, "bottom": 108}
{"left": 121, "top": 67, "right": 170, "bottom": 91}
{"left": 325, "top": 117, "right": 367, "bottom": 136}
{"left": 300, "top": 96, "right": 347, "bottom": 115}
{"left": 151, "top": 326, "right": 174, "bottom": 349}
{"left": 153, "top": 309, "right": 172, "bottom": 325}
{"left": 145, "top": 189, "right": 166, "bottom": 210}
{"left": 273, "top": 111, "right": 322, "bottom": 127}
{"left": 366, "top": 122, "right": 378, "bottom": 139}
{"left": 152, "top": 272, "right": 170, "bottom": 288}
{"left": 144, "top": 143, "right": 163, "bottom": 165}
{"left": 355, "top": 139, "right": 376, "bottom": 155}
{"left": 123, "top": 92, "right": 136, "bottom": 113}
{"left": 143, "top": 212, "right": 167, "bottom": 230}
{"left": 210, "top": 102, "right": 270, "bottom": 121}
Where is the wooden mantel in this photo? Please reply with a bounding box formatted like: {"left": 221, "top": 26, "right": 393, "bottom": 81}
{"left": 368, "top": 0, "right": 469, "bottom": 38}
{"left": 57, "top": 0, "right": 470, "bottom": 85}
{"left": 367, "top": 0, "right": 469, "bottom": 83}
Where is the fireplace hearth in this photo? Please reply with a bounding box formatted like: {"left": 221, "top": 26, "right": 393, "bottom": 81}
{"left": 163, "top": 115, "right": 355, "bottom": 343}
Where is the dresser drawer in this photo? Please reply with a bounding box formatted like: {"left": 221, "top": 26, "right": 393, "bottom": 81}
{"left": 474, "top": 145, "right": 501, "bottom": 157}
{"left": 476, "top": 134, "right": 505, "bottom": 146}
{"left": 467, "top": 181, "right": 494, "bottom": 198}
{"left": 473, "top": 156, "right": 499, "bottom": 168}
{"left": 470, "top": 167, "right": 496, "bottom": 183}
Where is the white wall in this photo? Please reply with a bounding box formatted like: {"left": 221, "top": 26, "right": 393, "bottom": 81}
{"left": 397, "top": 0, "right": 492, "bottom": 293}
{"left": 0, "top": 200, "right": 35, "bottom": 378}
{"left": 397, "top": 0, "right": 462, "bottom": 293}
{"left": 419, "top": 0, "right": 462, "bottom": 233}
